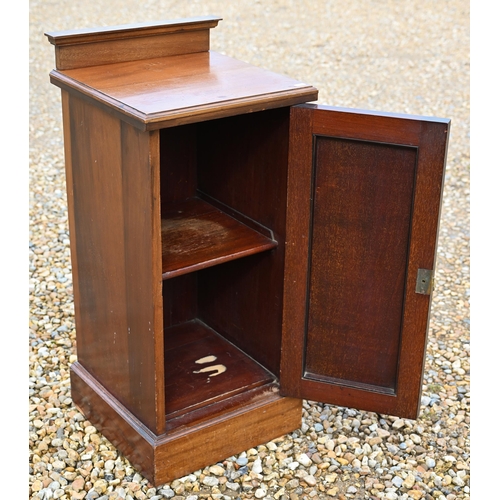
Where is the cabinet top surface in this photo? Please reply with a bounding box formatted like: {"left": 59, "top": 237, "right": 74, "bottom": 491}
{"left": 50, "top": 51, "right": 318, "bottom": 128}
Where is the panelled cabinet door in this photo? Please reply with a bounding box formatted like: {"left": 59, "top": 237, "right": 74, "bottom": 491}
{"left": 280, "top": 104, "right": 450, "bottom": 419}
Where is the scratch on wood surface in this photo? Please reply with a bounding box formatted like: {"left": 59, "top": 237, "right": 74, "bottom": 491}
{"left": 193, "top": 364, "right": 227, "bottom": 377}
{"left": 195, "top": 355, "right": 217, "bottom": 364}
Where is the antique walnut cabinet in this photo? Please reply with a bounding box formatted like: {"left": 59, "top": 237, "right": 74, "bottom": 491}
{"left": 45, "top": 16, "right": 450, "bottom": 484}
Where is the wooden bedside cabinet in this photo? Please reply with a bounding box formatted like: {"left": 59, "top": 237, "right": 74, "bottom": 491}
{"left": 45, "top": 16, "right": 450, "bottom": 485}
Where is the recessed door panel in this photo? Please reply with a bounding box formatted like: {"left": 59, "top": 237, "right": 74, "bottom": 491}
{"left": 305, "top": 137, "right": 417, "bottom": 392}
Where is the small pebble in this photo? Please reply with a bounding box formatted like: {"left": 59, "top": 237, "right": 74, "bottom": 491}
{"left": 251, "top": 457, "right": 263, "bottom": 474}
{"left": 297, "top": 454, "right": 312, "bottom": 467}
{"left": 202, "top": 476, "right": 218, "bottom": 487}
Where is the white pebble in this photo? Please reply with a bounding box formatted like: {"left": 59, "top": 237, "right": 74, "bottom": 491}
{"left": 297, "top": 453, "right": 312, "bottom": 467}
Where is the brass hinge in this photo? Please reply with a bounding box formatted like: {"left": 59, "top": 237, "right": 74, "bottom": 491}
{"left": 415, "top": 269, "right": 433, "bottom": 295}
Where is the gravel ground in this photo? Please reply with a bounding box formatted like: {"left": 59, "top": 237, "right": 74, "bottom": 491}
{"left": 29, "top": 1, "right": 470, "bottom": 499}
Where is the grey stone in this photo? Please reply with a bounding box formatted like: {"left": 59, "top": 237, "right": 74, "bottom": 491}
{"left": 421, "top": 395, "right": 432, "bottom": 406}
{"left": 392, "top": 476, "right": 404, "bottom": 488}
{"left": 226, "top": 482, "right": 240, "bottom": 491}
{"left": 202, "top": 476, "right": 219, "bottom": 487}
{"left": 158, "top": 488, "right": 175, "bottom": 498}
{"left": 303, "top": 475, "right": 316, "bottom": 486}
{"left": 297, "top": 454, "right": 312, "bottom": 467}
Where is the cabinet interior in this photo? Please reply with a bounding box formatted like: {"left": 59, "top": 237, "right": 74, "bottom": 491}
{"left": 159, "top": 107, "right": 291, "bottom": 429}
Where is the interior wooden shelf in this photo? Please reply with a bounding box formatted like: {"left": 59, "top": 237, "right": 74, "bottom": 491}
{"left": 164, "top": 320, "right": 275, "bottom": 422}
{"left": 161, "top": 198, "right": 277, "bottom": 279}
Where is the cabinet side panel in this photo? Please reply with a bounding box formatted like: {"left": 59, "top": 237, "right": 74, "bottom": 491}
{"left": 66, "top": 94, "right": 163, "bottom": 432}
{"left": 67, "top": 93, "right": 129, "bottom": 403}
{"left": 304, "top": 137, "right": 417, "bottom": 390}
{"left": 61, "top": 90, "right": 83, "bottom": 345}
{"left": 70, "top": 363, "right": 156, "bottom": 481}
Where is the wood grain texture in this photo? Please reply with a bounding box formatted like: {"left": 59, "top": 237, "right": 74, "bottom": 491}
{"left": 52, "top": 31, "right": 209, "bottom": 71}
{"left": 61, "top": 90, "right": 83, "bottom": 360}
{"left": 45, "top": 16, "right": 222, "bottom": 44}
{"left": 121, "top": 124, "right": 165, "bottom": 432}
{"left": 280, "top": 105, "right": 314, "bottom": 391}
{"left": 71, "top": 361, "right": 302, "bottom": 486}
{"left": 161, "top": 198, "right": 277, "bottom": 279}
{"left": 45, "top": 16, "right": 221, "bottom": 70}
{"left": 311, "top": 104, "right": 449, "bottom": 143}
{"left": 162, "top": 274, "right": 198, "bottom": 330}
{"left": 196, "top": 108, "right": 290, "bottom": 376}
{"left": 160, "top": 124, "right": 198, "bottom": 209}
{"left": 281, "top": 104, "right": 450, "bottom": 419}
{"left": 304, "top": 137, "right": 417, "bottom": 391}
{"left": 154, "top": 390, "right": 302, "bottom": 485}
{"left": 66, "top": 93, "right": 164, "bottom": 432}
{"left": 48, "top": 51, "right": 318, "bottom": 130}
{"left": 70, "top": 362, "right": 157, "bottom": 481}
{"left": 164, "top": 320, "right": 274, "bottom": 418}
